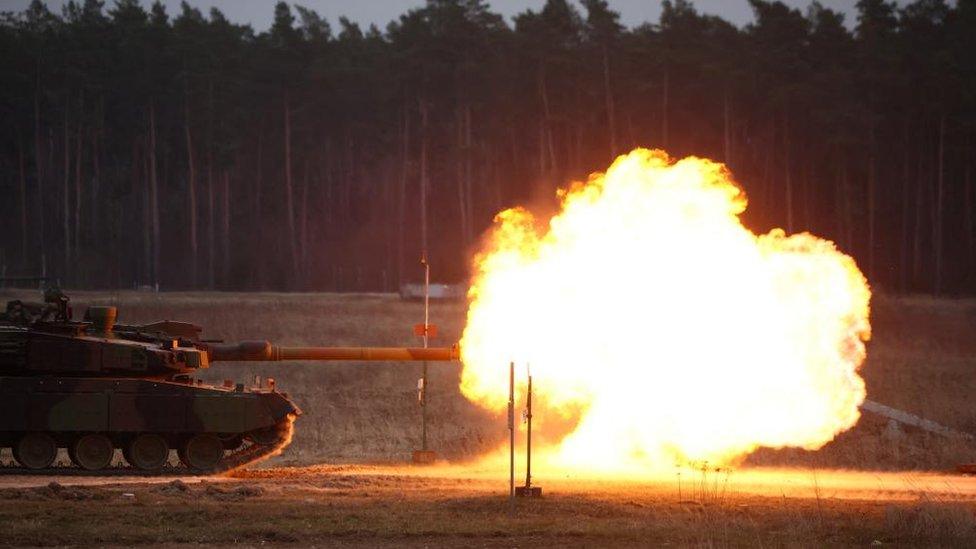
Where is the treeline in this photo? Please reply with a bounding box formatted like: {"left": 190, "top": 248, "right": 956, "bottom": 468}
{"left": 0, "top": 0, "right": 974, "bottom": 293}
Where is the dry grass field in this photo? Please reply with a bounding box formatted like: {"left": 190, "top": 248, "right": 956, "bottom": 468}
{"left": 1, "top": 289, "right": 976, "bottom": 546}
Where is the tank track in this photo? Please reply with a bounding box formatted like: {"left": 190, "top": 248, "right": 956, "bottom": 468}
{"left": 0, "top": 419, "right": 294, "bottom": 477}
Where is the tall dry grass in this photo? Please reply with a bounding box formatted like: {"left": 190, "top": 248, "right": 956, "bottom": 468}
{"left": 885, "top": 496, "right": 976, "bottom": 543}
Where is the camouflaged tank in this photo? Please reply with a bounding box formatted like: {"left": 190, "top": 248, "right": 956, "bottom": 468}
{"left": 0, "top": 290, "right": 458, "bottom": 473}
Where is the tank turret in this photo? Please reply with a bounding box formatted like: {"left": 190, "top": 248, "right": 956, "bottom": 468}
{"left": 0, "top": 292, "right": 458, "bottom": 473}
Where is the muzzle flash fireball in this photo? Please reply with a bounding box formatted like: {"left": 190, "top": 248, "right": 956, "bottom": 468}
{"left": 460, "top": 149, "right": 871, "bottom": 472}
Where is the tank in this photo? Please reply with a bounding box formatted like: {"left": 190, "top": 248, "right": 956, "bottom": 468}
{"left": 0, "top": 290, "right": 458, "bottom": 473}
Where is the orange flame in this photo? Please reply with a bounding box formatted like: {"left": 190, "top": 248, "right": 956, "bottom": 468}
{"left": 460, "top": 149, "right": 870, "bottom": 471}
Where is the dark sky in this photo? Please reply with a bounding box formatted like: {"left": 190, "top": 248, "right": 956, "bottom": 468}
{"left": 3, "top": 0, "right": 875, "bottom": 30}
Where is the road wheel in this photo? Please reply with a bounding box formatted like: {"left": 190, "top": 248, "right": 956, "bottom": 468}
{"left": 70, "top": 434, "right": 114, "bottom": 471}
{"left": 178, "top": 434, "right": 224, "bottom": 471}
{"left": 124, "top": 434, "right": 169, "bottom": 471}
{"left": 246, "top": 427, "right": 282, "bottom": 446}
{"left": 247, "top": 418, "right": 293, "bottom": 447}
{"left": 13, "top": 433, "right": 58, "bottom": 470}
{"left": 219, "top": 434, "right": 244, "bottom": 450}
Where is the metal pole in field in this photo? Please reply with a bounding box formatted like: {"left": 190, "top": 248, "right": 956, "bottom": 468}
{"left": 421, "top": 358, "right": 428, "bottom": 451}
{"left": 508, "top": 360, "right": 515, "bottom": 515}
{"left": 525, "top": 368, "right": 532, "bottom": 490}
{"left": 421, "top": 256, "right": 429, "bottom": 452}
{"left": 515, "top": 364, "right": 541, "bottom": 498}
{"left": 412, "top": 257, "right": 436, "bottom": 464}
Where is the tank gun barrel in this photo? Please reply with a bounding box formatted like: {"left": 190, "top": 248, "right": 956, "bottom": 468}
{"left": 206, "top": 341, "right": 459, "bottom": 363}
{"left": 277, "top": 346, "right": 459, "bottom": 361}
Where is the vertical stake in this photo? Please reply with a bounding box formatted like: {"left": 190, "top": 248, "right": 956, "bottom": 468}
{"left": 516, "top": 364, "right": 541, "bottom": 497}
{"left": 508, "top": 360, "right": 515, "bottom": 515}
{"left": 525, "top": 366, "right": 532, "bottom": 490}
{"left": 412, "top": 256, "right": 435, "bottom": 464}
{"left": 421, "top": 255, "right": 429, "bottom": 452}
{"left": 421, "top": 358, "right": 428, "bottom": 451}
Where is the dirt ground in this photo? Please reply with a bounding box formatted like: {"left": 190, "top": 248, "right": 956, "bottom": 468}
{"left": 1, "top": 289, "right": 976, "bottom": 546}
{"left": 1, "top": 464, "right": 976, "bottom": 547}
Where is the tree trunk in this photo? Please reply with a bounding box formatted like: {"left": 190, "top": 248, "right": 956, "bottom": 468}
{"left": 456, "top": 106, "right": 467, "bottom": 250}
{"left": 419, "top": 97, "right": 430, "bottom": 260}
{"left": 73, "top": 120, "right": 83, "bottom": 257}
{"left": 342, "top": 130, "right": 354, "bottom": 229}
{"left": 33, "top": 77, "right": 45, "bottom": 261}
{"left": 661, "top": 65, "right": 669, "bottom": 148}
{"left": 602, "top": 45, "right": 617, "bottom": 159}
{"left": 963, "top": 159, "right": 976, "bottom": 270}
{"left": 867, "top": 126, "right": 877, "bottom": 283}
{"left": 90, "top": 127, "right": 99, "bottom": 241}
{"left": 912, "top": 145, "right": 926, "bottom": 281}
{"left": 323, "top": 143, "right": 336, "bottom": 290}
{"left": 89, "top": 96, "right": 103, "bottom": 241}
{"left": 784, "top": 111, "right": 793, "bottom": 233}
{"left": 207, "top": 80, "right": 216, "bottom": 289}
{"left": 255, "top": 133, "right": 263, "bottom": 222}
{"left": 760, "top": 128, "right": 772, "bottom": 215}
{"left": 184, "top": 82, "right": 198, "bottom": 287}
{"left": 282, "top": 92, "right": 299, "bottom": 280}
{"left": 833, "top": 154, "right": 844, "bottom": 246}
{"left": 625, "top": 112, "right": 636, "bottom": 151}
{"left": 842, "top": 161, "right": 854, "bottom": 252}
{"left": 397, "top": 104, "right": 410, "bottom": 286}
{"left": 149, "top": 100, "right": 160, "bottom": 289}
{"left": 801, "top": 157, "right": 812, "bottom": 232}
{"left": 899, "top": 119, "right": 912, "bottom": 292}
{"left": 574, "top": 86, "right": 584, "bottom": 171}
{"left": 221, "top": 170, "right": 231, "bottom": 285}
{"left": 300, "top": 157, "right": 310, "bottom": 285}
{"left": 253, "top": 131, "right": 264, "bottom": 289}
{"left": 18, "top": 136, "right": 28, "bottom": 261}
{"left": 537, "top": 65, "right": 556, "bottom": 176}
{"left": 537, "top": 122, "right": 546, "bottom": 178}
{"left": 63, "top": 100, "right": 71, "bottom": 278}
{"left": 723, "top": 87, "right": 732, "bottom": 166}
{"left": 138, "top": 138, "right": 150, "bottom": 285}
{"left": 383, "top": 160, "right": 395, "bottom": 292}
{"left": 455, "top": 104, "right": 473, "bottom": 250}
{"left": 492, "top": 143, "right": 503, "bottom": 213}
{"left": 207, "top": 165, "right": 215, "bottom": 289}
{"left": 933, "top": 114, "right": 945, "bottom": 295}
{"left": 464, "top": 104, "right": 474, "bottom": 246}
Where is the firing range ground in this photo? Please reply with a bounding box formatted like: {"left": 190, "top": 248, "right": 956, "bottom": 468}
{"left": 2, "top": 463, "right": 975, "bottom": 501}
{"left": 3, "top": 463, "right": 976, "bottom": 547}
